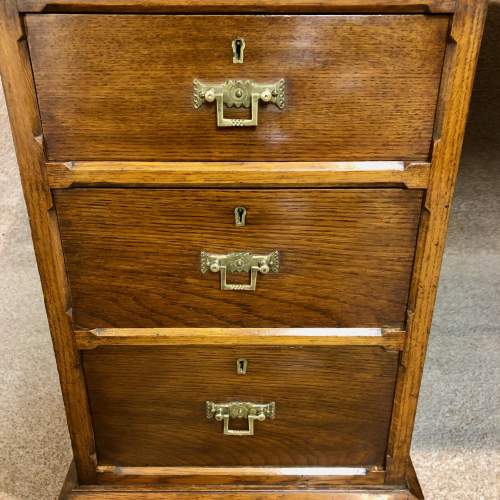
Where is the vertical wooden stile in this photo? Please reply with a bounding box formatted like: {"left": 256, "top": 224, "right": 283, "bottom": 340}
{"left": 385, "top": 0, "right": 488, "bottom": 483}
{"left": 0, "top": 0, "right": 96, "bottom": 484}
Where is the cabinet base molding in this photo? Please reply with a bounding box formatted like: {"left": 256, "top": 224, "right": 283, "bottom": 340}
{"left": 63, "top": 488, "right": 420, "bottom": 499}
{"left": 60, "top": 461, "right": 424, "bottom": 499}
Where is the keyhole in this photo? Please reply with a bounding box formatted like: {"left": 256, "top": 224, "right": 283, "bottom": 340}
{"left": 237, "top": 207, "right": 245, "bottom": 222}
{"left": 237, "top": 358, "right": 248, "bottom": 375}
{"left": 232, "top": 37, "right": 245, "bottom": 64}
{"left": 234, "top": 206, "right": 247, "bottom": 226}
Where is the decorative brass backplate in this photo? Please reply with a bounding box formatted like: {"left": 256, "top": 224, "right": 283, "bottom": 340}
{"left": 193, "top": 79, "right": 285, "bottom": 127}
{"left": 200, "top": 250, "right": 279, "bottom": 291}
{"left": 206, "top": 401, "right": 276, "bottom": 436}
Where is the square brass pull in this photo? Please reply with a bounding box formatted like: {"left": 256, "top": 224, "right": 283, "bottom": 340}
{"left": 193, "top": 79, "right": 285, "bottom": 127}
{"left": 206, "top": 401, "right": 276, "bottom": 436}
{"left": 200, "top": 251, "right": 279, "bottom": 291}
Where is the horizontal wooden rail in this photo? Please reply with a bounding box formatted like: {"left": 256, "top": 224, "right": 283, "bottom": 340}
{"left": 95, "top": 465, "right": 385, "bottom": 487}
{"left": 98, "top": 466, "right": 369, "bottom": 477}
{"left": 67, "top": 490, "right": 414, "bottom": 499}
{"left": 75, "top": 327, "right": 406, "bottom": 350}
{"left": 47, "top": 161, "right": 430, "bottom": 189}
{"left": 19, "top": 0, "right": 456, "bottom": 14}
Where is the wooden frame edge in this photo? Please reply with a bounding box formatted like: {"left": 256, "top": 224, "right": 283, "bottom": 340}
{"left": 95, "top": 466, "right": 385, "bottom": 487}
{"left": 46, "top": 161, "right": 430, "bottom": 189}
{"left": 64, "top": 489, "right": 417, "bottom": 499}
{"left": 17, "top": 0, "right": 456, "bottom": 14}
{"left": 75, "top": 328, "right": 406, "bottom": 350}
{"left": 0, "top": 0, "right": 97, "bottom": 483}
{"left": 406, "top": 459, "right": 424, "bottom": 500}
{"left": 385, "top": 0, "right": 488, "bottom": 483}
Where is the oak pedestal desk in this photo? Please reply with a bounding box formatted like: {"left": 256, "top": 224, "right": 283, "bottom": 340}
{"left": 0, "top": 0, "right": 486, "bottom": 498}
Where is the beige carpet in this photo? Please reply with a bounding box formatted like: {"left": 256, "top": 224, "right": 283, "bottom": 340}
{"left": 0, "top": 5, "right": 499, "bottom": 499}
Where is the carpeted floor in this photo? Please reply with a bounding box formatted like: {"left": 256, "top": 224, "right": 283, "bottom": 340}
{"left": 0, "top": 4, "right": 499, "bottom": 500}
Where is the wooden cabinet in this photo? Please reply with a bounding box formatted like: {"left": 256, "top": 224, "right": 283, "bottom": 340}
{"left": 0, "top": 0, "right": 486, "bottom": 498}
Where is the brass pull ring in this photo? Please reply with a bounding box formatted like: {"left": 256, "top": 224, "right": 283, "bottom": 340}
{"left": 193, "top": 79, "right": 285, "bottom": 127}
{"left": 200, "top": 251, "right": 279, "bottom": 291}
{"left": 206, "top": 401, "right": 276, "bottom": 436}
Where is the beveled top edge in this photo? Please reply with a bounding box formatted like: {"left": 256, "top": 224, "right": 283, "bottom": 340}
{"left": 17, "top": 0, "right": 456, "bottom": 14}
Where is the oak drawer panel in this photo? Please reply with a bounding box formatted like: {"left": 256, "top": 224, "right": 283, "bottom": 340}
{"left": 83, "top": 345, "right": 399, "bottom": 467}
{"left": 26, "top": 14, "right": 448, "bottom": 161}
{"left": 54, "top": 188, "right": 423, "bottom": 329}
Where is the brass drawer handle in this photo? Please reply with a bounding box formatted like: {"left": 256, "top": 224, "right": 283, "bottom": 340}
{"left": 206, "top": 401, "right": 276, "bottom": 436}
{"left": 193, "top": 79, "right": 285, "bottom": 127}
{"left": 200, "top": 251, "right": 279, "bottom": 291}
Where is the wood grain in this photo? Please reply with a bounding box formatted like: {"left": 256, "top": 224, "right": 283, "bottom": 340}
{"left": 1, "top": 0, "right": 485, "bottom": 494}
{"left": 75, "top": 328, "right": 406, "bottom": 350}
{"left": 406, "top": 459, "right": 423, "bottom": 500}
{"left": 18, "top": 0, "right": 456, "bottom": 14}
{"left": 385, "top": 0, "right": 488, "bottom": 483}
{"left": 46, "top": 162, "right": 431, "bottom": 189}
{"left": 64, "top": 489, "right": 417, "bottom": 500}
{"left": 54, "top": 188, "right": 423, "bottom": 329}
{"left": 26, "top": 14, "right": 448, "bottom": 162}
{"left": 83, "top": 346, "right": 399, "bottom": 467}
{"left": 0, "top": 0, "right": 96, "bottom": 483}
{"left": 95, "top": 465, "right": 385, "bottom": 487}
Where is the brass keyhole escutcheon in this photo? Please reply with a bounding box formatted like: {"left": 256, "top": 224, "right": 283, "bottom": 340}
{"left": 237, "top": 358, "right": 248, "bottom": 375}
{"left": 234, "top": 206, "right": 247, "bottom": 226}
{"left": 232, "top": 37, "right": 245, "bottom": 64}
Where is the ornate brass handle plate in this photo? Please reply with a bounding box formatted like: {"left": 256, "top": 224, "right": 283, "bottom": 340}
{"left": 206, "top": 401, "right": 276, "bottom": 436}
{"left": 200, "top": 250, "right": 279, "bottom": 291}
{"left": 193, "top": 79, "right": 285, "bottom": 127}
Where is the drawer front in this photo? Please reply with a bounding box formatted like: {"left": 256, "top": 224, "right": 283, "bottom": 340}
{"left": 27, "top": 14, "right": 448, "bottom": 161}
{"left": 55, "top": 188, "right": 422, "bottom": 329}
{"left": 83, "top": 345, "right": 399, "bottom": 467}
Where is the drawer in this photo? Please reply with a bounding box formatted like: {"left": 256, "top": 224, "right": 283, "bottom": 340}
{"left": 54, "top": 188, "right": 423, "bottom": 329}
{"left": 27, "top": 14, "right": 448, "bottom": 161}
{"left": 83, "top": 345, "right": 399, "bottom": 467}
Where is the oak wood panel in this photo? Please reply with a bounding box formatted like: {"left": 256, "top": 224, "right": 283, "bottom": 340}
{"left": 75, "top": 328, "right": 406, "bottom": 350}
{"left": 385, "top": 0, "right": 488, "bottom": 483}
{"left": 83, "top": 346, "right": 399, "bottom": 467}
{"left": 0, "top": 0, "right": 96, "bottom": 483}
{"left": 54, "top": 188, "right": 423, "bottom": 329}
{"left": 19, "top": 0, "right": 456, "bottom": 14}
{"left": 26, "top": 15, "right": 449, "bottom": 162}
{"left": 47, "top": 162, "right": 431, "bottom": 189}
{"left": 95, "top": 465, "right": 384, "bottom": 487}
